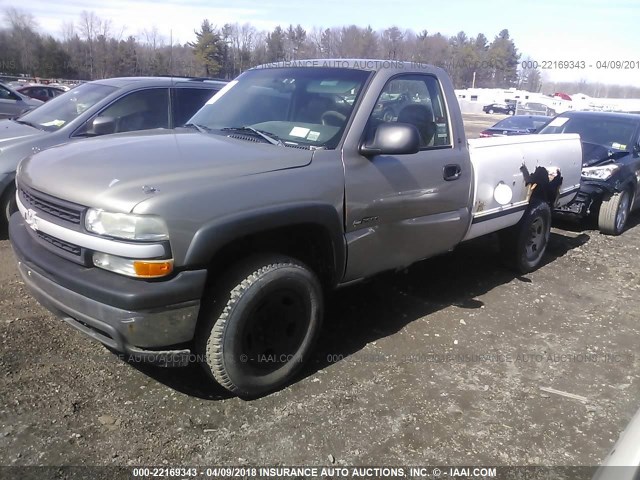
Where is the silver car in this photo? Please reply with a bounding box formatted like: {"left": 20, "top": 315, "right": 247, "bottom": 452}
{"left": 0, "top": 82, "right": 43, "bottom": 119}
{"left": 0, "top": 76, "right": 226, "bottom": 230}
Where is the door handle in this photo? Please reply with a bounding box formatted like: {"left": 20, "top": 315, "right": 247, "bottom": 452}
{"left": 443, "top": 164, "right": 462, "bottom": 181}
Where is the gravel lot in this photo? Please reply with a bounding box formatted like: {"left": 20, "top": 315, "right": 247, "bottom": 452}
{"left": 1, "top": 113, "right": 639, "bottom": 469}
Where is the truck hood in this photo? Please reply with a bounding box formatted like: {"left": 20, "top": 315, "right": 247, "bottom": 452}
{"left": 0, "top": 119, "right": 46, "bottom": 144}
{"left": 19, "top": 130, "right": 314, "bottom": 212}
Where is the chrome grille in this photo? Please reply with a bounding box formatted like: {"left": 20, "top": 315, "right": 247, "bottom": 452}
{"left": 20, "top": 186, "right": 83, "bottom": 225}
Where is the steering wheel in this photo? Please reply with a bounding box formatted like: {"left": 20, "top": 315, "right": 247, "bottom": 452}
{"left": 321, "top": 110, "right": 347, "bottom": 126}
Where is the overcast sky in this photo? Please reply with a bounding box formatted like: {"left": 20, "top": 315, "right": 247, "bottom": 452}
{"left": 12, "top": 0, "right": 640, "bottom": 86}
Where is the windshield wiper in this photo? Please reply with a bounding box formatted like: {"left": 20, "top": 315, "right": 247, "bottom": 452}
{"left": 183, "top": 123, "right": 211, "bottom": 133}
{"left": 221, "top": 126, "right": 284, "bottom": 146}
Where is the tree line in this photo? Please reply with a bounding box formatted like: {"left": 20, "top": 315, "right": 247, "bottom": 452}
{"left": 2, "top": 7, "right": 639, "bottom": 97}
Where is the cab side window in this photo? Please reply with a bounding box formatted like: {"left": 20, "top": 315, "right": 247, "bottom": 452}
{"left": 368, "top": 75, "right": 451, "bottom": 148}
{"left": 98, "top": 88, "right": 169, "bottom": 133}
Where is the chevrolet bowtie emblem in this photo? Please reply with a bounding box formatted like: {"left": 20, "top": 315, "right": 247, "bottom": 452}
{"left": 24, "top": 208, "right": 38, "bottom": 231}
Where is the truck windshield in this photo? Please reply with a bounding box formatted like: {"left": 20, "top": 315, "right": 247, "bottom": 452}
{"left": 539, "top": 115, "right": 637, "bottom": 151}
{"left": 18, "top": 83, "right": 117, "bottom": 132}
{"left": 187, "top": 67, "right": 371, "bottom": 149}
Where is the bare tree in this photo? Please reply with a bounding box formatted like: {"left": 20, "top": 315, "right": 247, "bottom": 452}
{"left": 78, "top": 11, "right": 101, "bottom": 78}
{"left": 4, "top": 7, "right": 39, "bottom": 74}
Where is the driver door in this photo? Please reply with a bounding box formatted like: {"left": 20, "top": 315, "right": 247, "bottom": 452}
{"left": 342, "top": 74, "right": 472, "bottom": 282}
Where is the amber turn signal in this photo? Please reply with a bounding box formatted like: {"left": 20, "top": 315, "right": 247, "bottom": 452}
{"left": 133, "top": 260, "right": 174, "bottom": 278}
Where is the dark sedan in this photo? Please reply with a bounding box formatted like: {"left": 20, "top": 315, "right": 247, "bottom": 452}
{"left": 480, "top": 115, "right": 550, "bottom": 137}
{"left": 539, "top": 111, "right": 640, "bottom": 235}
{"left": 373, "top": 92, "right": 413, "bottom": 121}
{"left": 17, "top": 85, "right": 66, "bottom": 102}
{"left": 482, "top": 103, "right": 515, "bottom": 115}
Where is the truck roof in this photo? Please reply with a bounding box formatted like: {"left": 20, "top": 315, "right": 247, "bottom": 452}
{"left": 252, "top": 59, "right": 443, "bottom": 74}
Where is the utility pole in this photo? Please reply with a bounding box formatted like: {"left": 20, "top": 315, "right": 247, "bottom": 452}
{"left": 169, "top": 29, "right": 173, "bottom": 75}
{"left": 472, "top": 71, "right": 476, "bottom": 89}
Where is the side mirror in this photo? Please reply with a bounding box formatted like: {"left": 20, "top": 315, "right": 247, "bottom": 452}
{"left": 359, "top": 123, "right": 421, "bottom": 157}
{"left": 91, "top": 116, "right": 116, "bottom": 136}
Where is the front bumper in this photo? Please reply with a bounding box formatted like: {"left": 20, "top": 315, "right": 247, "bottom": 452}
{"left": 10, "top": 213, "right": 208, "bottom": 366}
{"left": 554, "top": 181, "right": 612, "bottom": 218}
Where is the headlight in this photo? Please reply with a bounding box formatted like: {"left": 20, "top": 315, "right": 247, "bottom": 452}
{"left": 85, "top": 209, "right": 169, "bottom": 241}
{"left": 93, "top": 252, "right": 173, "bottom": 278}
{"left": 581, "top": 165, "right": 619, "bottom": 180}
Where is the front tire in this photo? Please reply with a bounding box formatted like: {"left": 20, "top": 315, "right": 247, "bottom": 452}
{"left": 598, "top": 189, "right": 631, "bottom": 236}
{"left": 500, "top": 200, "right": 552, "bottom": 273}
{"left": 488, "top": 108, "right": 494, "bottom": 114}
{"left": 197, "top": 255, "right": 323, "bottom": 397}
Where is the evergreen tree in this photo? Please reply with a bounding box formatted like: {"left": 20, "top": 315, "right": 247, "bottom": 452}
{"left": 189, "top": 20, "right": 224, "bottom": 77}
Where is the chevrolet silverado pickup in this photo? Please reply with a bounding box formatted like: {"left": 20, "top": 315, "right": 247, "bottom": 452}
{"left": 9, "top": 60, "right": 582, "bottom": 397}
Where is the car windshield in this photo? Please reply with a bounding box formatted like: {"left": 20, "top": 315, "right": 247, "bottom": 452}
{"left": 18, "top": 83, "right": 117, "bottom": 132}
{"left": 539, "top": 115, "right": 637, "bottom": 150}
{"left": 493, "top": 116, "right": 549, "bottom": 131}
{"left": 188, "top": 67, "right": 371, "bottom": 149}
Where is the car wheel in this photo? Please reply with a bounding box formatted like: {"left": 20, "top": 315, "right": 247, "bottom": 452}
{"left": 508, "top": 110, "right": 515, "bottom": 115}
{"left": 197, "top": 254, "right": 323, "bottom": 397}
{"left": 500, "top": 200, "right": 551, "bottom": 273}
{"left": 488, "top": 109, "right": 494, "bottom": 114}
{"left": 598, "top": 189, "right": 631, "bottom": 235}
{"left": 382, "top": 109, "right": 394, "bottom": 122}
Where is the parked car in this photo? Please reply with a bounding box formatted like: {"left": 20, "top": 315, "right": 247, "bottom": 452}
{"left": 539, "top": 110, "right": 640, "bottom": 235}
{"left": 0, "top": 76, "right": 226, "bottom": 230}
{"left": 9, "top": 60, "right": 582, "bottom": 397}
{"left": 373, "top": 92, "right": 413, "bottom": 121}
{"left": 17, "top": 85, "right": 66, "bottom": 102}
{"left": 482, "top": 103, "right": 515, "bottom": 115}
{"left": 0, "top": 82, "right": 43, "bottom": 119}
{"left": 480, "top": 115, "right": 550, "bottom": 137}
{"left": 518, "top": 102, "right": 556, "bottom": 116}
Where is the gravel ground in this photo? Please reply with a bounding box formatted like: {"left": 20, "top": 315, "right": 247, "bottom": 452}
{"left": 0, "top": 114, "right": 639, "bottom": 470}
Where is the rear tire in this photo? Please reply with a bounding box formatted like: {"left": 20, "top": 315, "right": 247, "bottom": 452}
{"left": 197, "top": 255, "right": 323, "bottom": 397}
{"left": 500, "top": 200, "right": 552, "bottom": 274}
{"left": 598, "top": 189, "right": 631, "bottom": 236}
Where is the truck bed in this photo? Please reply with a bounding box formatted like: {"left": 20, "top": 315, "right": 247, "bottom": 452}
{"left": 463, "top": 133, "right": 582, "bottom": 241}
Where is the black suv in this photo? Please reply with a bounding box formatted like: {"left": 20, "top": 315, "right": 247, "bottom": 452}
{"left": 539, "top": 111, "right": 640, "bottom": 235}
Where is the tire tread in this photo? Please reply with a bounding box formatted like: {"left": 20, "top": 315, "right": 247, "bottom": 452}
{"left": 204, "top": 257, "right": 311, "bottom": 394}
